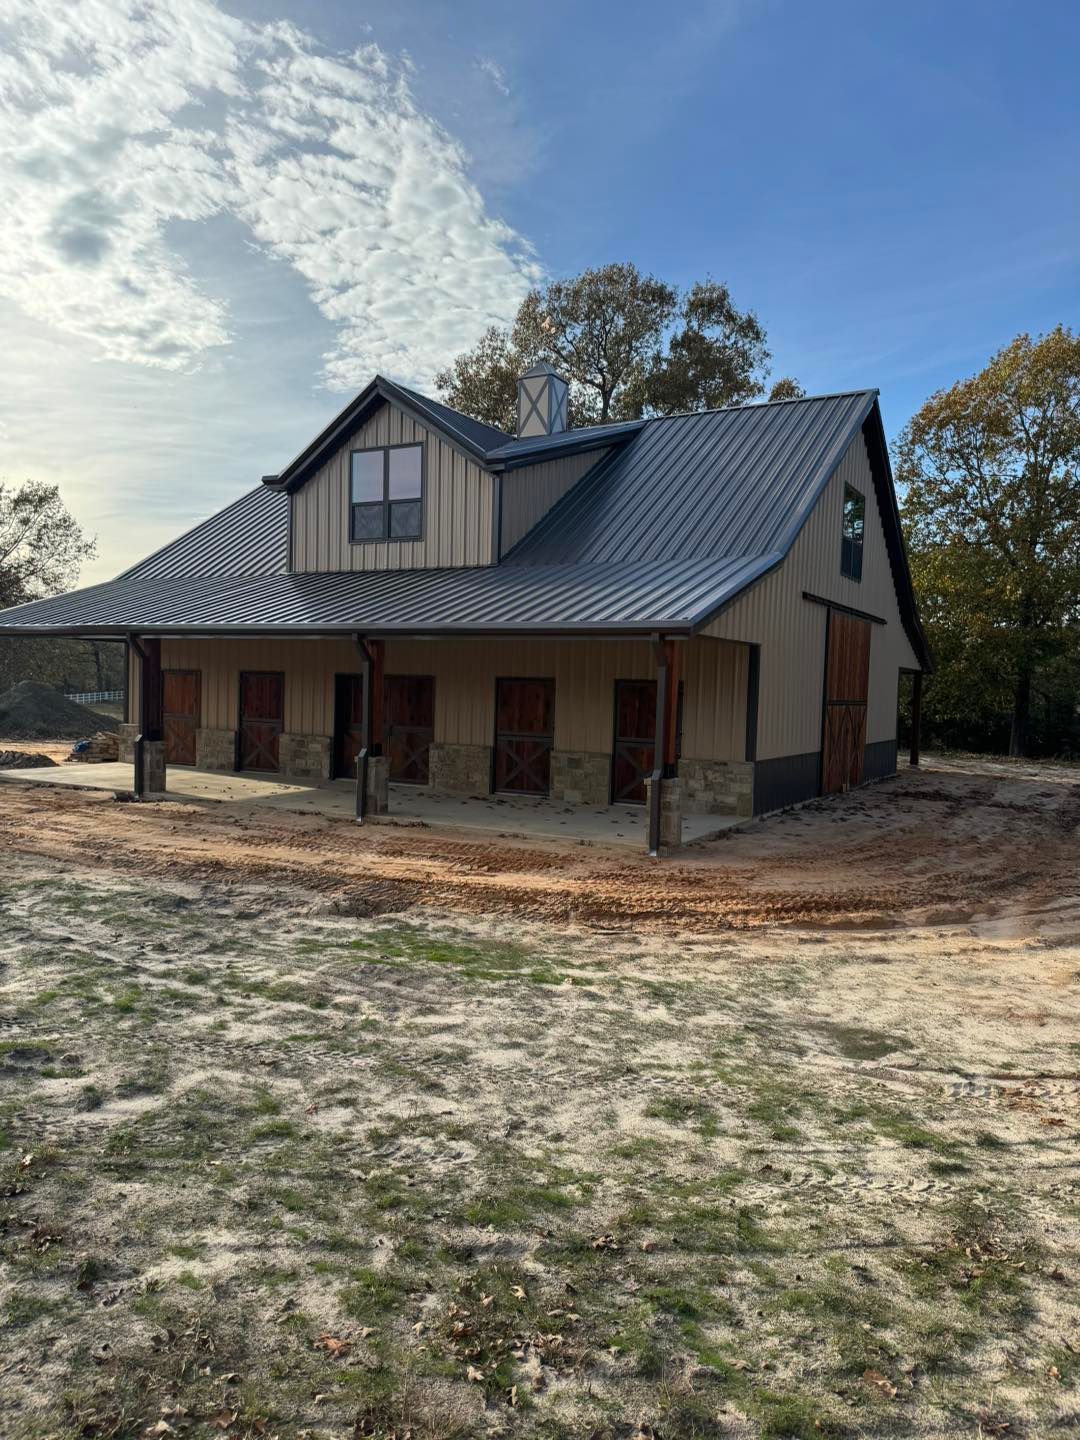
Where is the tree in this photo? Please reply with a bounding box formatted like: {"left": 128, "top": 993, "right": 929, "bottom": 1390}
{"left": 0, "top": 480, "right": 96, "bottom": 609}
{"left": 768, "top": 377, "right": 806, "bottom": 402}
{"left": 435, "top": 263, "right": 778, "bottom": 432}
{"left": 897, "top": 328, "right": 1080, "bottom": 756}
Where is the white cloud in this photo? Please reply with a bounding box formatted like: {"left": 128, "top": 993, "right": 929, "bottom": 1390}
{"left": 475, "top": 56, "right": 510, "bottom": 97}
{"left": 0, "top": 0, "right": 539, "bottom": 390}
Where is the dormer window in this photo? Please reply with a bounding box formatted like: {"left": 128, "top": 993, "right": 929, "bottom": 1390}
{"left": 350, "top": 443, "right": 423, "bottom": 542}
{"left": 840, "top": 484, "right": 865, "bottom": 581}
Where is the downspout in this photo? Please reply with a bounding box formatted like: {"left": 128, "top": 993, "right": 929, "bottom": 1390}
{"left": 647, "top": 635, "right": 670, "bottom": 858}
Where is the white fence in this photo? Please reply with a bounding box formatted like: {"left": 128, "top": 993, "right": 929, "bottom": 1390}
{"left": 64, "top": 689, "right": 126, "bottom": 705}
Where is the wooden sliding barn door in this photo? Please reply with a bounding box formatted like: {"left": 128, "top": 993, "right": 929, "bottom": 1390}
{"left": 239, "top": 671, "right": 284, "bottom": 772}
{"left": 494, "top": 678, "right": 555, "bottom": 795}
{"left": 611, "top": 679, "right": 657, "bottom": 804}
{"left": 385, "top": 675, "right": 435, "bottom": 784}
{"left": 821, "top": 612, "right": 870, "bottom": 795}
{"left": 162, "top": 669, "right": 200, "bottom": 766}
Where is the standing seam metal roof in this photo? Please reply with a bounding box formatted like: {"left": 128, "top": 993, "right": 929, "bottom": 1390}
{"left": 0, "top": 385, "right": 929, "bottom": 665}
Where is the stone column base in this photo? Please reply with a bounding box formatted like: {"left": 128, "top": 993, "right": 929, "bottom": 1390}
{"left": 118, "top": 723, "right": 140, "bottom": 764}
{"left": 551, "top": 750, "right": 610, "bottom": 805}
{"left": 429, "top": 742, "right": 491, "bottom": 795}
{"left": 645, "top": 775, "right": 683, "bottom": 848}
{"left": 366, "top": 755, "right": 389, "bottom": 814}
{"left": 279, "top": 733, "right": 332, "bottom": 781}
{"left": 136, "top": 739, "right": 166, "bottom": 797}
{"left": 196, "top": 728, "right": 237, "bottom": 772}
{"left": 679, "top": 758, "right": 754, "bottom": 817}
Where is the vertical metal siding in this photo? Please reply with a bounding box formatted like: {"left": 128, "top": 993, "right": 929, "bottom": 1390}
{"left": 704, "top": 431, "right": 919, "bottom": 759}
{"left": 290, "top": 402, "right": 495, "bottom": 572}
{"left": 158, "top": 634, "right": 746, "bottom": 761}
{"left": 499, "top": 450, "right": 611, "bottom": 555}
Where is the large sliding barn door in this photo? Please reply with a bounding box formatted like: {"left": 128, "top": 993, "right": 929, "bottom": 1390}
{"left": 494, "top": 678, "right": 554, "bottom": 794}
{"left": 611, "top": 679, "right": 656, "bottom": 804}
{"left": 821, "top": 612, "right": 871, "bottom": 794}
{"left": 385, "top": 675, "right": 434, "bottom": 784}
{"left": 163, "top": 669, "right": 200, "bottom": 766}
{"left": 239, "top": 671, "right": 284, "bottom": 772}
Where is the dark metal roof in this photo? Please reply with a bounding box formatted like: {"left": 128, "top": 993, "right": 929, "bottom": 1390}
{"left": 0, "top": 386, "right": 929, "bottom": 665}
{"left": 119, "top": 486, "right": 288, "bottom": 581}
{"left": 485, "top": 418, "right": 645, "bottom": 467}
{"left": 0, "top": 555, "right": 778, "bottom": 637}
{"left": 505, "top": 390, "right": 878, "bottom": 566}
{"left": 267, "top": 376, "right": 636, "bottom": 491}
{"left": 389, "top": 382, "right": 513, "bottom": 453}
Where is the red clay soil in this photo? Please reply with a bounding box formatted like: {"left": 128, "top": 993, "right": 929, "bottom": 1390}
{"left": 1, "top": 757, "right": 1077, "bottom": 933}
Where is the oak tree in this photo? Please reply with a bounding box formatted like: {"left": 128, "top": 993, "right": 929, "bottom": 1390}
{"left": 898, "top": 328, "right": 1080, "bottom": 756}
{"left": 436, "top": 263, "right": 777, "bottom": 431}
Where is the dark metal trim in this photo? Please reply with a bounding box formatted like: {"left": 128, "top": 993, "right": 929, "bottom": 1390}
{"left": 745, "top": 643, "right": 760, "bottom": 763}
{"left": 0, "top": 619, "right": 699, "bottom": 640}
{"left": 840, "top": 482, "right": 866, "bottom": 583}
{"left": 348, "top": 440, "right": 425, "bottom": 546}
{"left": 802, "top": 592, "right": 887, "bottom": 626}
{"left": 355, "top": 747, "right": 368, "bottom": 822}
{"left": 752, "top": 751, "right": 822, "bottom": 815}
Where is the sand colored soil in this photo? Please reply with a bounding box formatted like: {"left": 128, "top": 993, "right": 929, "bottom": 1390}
{"left": 0, "top": 755, "right": 1076, "bottom": 936}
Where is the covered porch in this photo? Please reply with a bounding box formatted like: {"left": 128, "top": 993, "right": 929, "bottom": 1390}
{"left": 0, "top": 760, "right": 742, "bottom": 848}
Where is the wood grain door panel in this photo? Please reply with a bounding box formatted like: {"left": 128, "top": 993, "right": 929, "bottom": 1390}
{"left": 611, "top": 679, "right": 657, "bottom": 804}
{"left": 163, "top": 669, "right": 200, "bottom": 766}
{"left": 333, "top": 673, "right": 365, "bottom": 779}
{"left": 821, "top": 613, "right": 870, "bottom": 795}
{"left": 494, "top": 678, "right": 554, "bottom": 794}
{"left": 239, "top": 671, "right": 284, "bottom": 772}
{"left": 385, "top": 675, "right": 434, "bottom": 784}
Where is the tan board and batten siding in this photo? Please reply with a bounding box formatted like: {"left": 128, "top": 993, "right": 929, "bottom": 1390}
{"left": 499, "top": 450, "right": 610, "bottom": 555}
{"left": 136, "top": 634, "right": 746, "bottom": 764}
{"left": 290, "top": 406, "right": 495, "bottom": 571}
{"left": 704, "top": 430, "right": 918, "bottom": 760}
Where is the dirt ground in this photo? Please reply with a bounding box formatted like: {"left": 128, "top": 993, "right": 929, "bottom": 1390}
{"left": 0, "top": 756, "right": 1078, "bottom": 1438}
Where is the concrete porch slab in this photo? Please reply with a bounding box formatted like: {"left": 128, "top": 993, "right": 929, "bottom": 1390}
{"left": 0, "top": 761, "right": 744, "bottom": 847}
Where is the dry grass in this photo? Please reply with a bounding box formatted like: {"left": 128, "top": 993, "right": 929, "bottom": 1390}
{"left": 1, "top": 825, "right": 1078, "bottom": 1439}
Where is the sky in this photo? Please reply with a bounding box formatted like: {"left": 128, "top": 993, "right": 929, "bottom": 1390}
{"left": 0, "top": 0, "right": 1077, "bottom": 584}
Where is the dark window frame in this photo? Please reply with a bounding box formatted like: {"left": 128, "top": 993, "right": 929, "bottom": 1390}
{"left": 840, "top": 483, "right": 865, "bottom": 582}
{"left": 349, "top": 441, "right": 425, "bottom": 544}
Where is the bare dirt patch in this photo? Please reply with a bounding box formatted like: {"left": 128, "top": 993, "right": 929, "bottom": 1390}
{"left": 0, "top": 757, "right": 1077, "bottom": 936}
{"left": 0, "top": 758, "right": 1078, "bottom": 1438}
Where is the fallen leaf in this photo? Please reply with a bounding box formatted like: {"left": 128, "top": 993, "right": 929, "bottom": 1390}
{"left": 359, "top": 1326, "right": 376, "bottom": 1340}
{"left": 412, "top": 1321, "right": 426, "bottom": 1336}
{"left": 314, "top": 1334, "right": 352, "bottom": 1358}
{"left": 209, "top": 1411, "right": 237, "bottom": 1431}
{"left": 640, "top": 1239, "right": 658, "bottom": 1253}
{"left": 510, "top": 1285, "right": 527, "bottom": 1300}
{"left": 1048, "top": 1365, "right": 1061, "bottom": 1381}
{"left": 481, "top": 1294, "right": 494, "bottom": 1308}
{"left": 466, "top": 1365, "right": 484, "bottom": 1383}
{"left": 864, "top": 1368, "right": 898, "bottom": 1398}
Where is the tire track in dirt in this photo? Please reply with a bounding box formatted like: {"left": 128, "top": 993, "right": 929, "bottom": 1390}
{"left": 1, "top": 760, "right": 1077, "bottom": 933}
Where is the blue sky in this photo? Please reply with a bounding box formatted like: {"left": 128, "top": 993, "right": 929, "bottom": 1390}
{"left": 0, "top": 0, "right": 1076, "bottom": 582}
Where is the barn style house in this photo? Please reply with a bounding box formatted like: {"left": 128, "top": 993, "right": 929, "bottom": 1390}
{"left": 0, "top": 366, "right": 930, "bottom": 850}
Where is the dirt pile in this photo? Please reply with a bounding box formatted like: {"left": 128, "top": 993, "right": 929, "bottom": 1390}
{"left": 0, "top": 749, "right": 58, "bottom": 769}
{"left": 0, "top": 680, "right": 120, "bottom": 739}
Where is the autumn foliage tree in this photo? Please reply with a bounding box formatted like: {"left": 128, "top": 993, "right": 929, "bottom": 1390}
{"left": 436, "top": 263, "right": 782, "bottom": 432}
{"left": 898, "top": 328, "right": 1080, "bottom": 756}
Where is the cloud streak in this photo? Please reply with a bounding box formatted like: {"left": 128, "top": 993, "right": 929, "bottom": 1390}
{"left": 0, "top": 0, "right": 539, "bottom": 389}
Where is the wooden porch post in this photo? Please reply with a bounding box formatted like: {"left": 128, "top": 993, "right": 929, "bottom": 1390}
{"left": 909, "top": 670, "right": 922, "bottom": 767}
